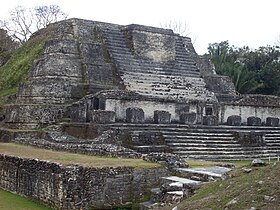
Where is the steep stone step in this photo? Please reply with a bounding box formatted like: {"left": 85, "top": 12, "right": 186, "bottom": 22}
{"left": 164, "top": 134, "right": 235, "bottom": 139}
{"left": 177, "top": 166, "right": 232, "bottom": 181}
{"left": 167, "top": 143, "right": 241, "bottom": 148}
{"left": 133, "top": 145, "right": 169, "bottom": 153}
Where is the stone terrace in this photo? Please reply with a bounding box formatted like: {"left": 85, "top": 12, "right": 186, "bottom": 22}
{"left": 106, "top": 123, "right": 280, "bottom": 161}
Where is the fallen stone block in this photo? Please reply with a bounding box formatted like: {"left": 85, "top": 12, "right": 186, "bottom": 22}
{"left": 251, "top": 159, "right": 266, "bottom": 167}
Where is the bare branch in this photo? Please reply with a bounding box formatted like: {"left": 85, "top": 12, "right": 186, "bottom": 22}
{"left": 160, "top": 19, "right": 190, "bottom": 37}
{"left": 1, "top": 5, "right": 68, "bottom": 43}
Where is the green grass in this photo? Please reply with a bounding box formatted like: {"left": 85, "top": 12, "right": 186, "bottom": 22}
{"left": 0, "top": 143, "right": 161, "bottom": 169}
{"left": 0, "top": 189, "right": 52, "bottom": 210}
{"left": 0, "top": 37, "right": 45, "bottom": 97}
{"left": 0, "top": 26, "right": 56, "bottom": 115}
{"left": 177, "top": 161, "right": 280, "bottom": 210}
{"left": 186, "top": 159, "right": 252, "bottom": 168}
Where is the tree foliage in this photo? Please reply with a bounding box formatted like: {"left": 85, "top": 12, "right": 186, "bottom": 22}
{"left": 0, "top": 5, "right": 67, "bottom": 44}
{"left": 208, "top": 41, "right": 280, "bottom": 95}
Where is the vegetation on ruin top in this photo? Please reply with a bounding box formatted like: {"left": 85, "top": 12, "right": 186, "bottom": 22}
{"left": 0, "top": 26, "right": 55, "bottom": 116}
{"left": 0, "top": 143, "right": 161, "bottom": 169}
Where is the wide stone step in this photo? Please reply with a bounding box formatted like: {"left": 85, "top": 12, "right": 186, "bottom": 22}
{"left": 167, "top": 143, "right": 240, "bottom": 147}
{"left": 164, "top": 134, "right": 234, "bottom": 139}
{"left": 121, "top": 68, "right": 200, "bottom": 77}
{"left": 265, "top": 137, "right": 280, "bottom": 140}
{"left": 122, "top": 72, "right": 203, "bottom": 83}
{"left": 133, "top": 145, "right": 169, "bottom": 153}
{"left": 177, "top": 166, "right": 232, "bottom": 179}
{"left": 173, "top": 149, "right": 277, "bottom": 156}
{"left": 163, "top": 131, "right": 234, "bottom": 136}
{"left": 165, "top": 138, "right": 236, "bottom": 143}
{"left": 161, "top": 176, "right": 201, "bottom": 185}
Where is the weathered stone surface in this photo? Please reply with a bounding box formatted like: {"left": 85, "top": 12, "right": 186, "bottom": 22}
{"left": 266, "top": 117, "right": 279, "bottom": 127}
{"left": 0, "top": 154, "right": 168, "bottom": 210}
{"left": 88, "top": 110, "right": 115, "bottom": 123}
{"left": 235, "top": 132, "right": 265, "bottom": 146}
{"left": 126, "top": 107, "right": 145, "bottom": 123}
{"left": 154, "top": 110, "right": 171, "bottom": 124}
{"left": 227, "top": 115, "right": 241, "bottom": 126}
{"left": 143, "top": 153, "right": 188, "bottom": 169}
{"left": 247, "top": 116, "right": 262, "bottom": 126}
{"left": 251, "top": 159, "right": 266, "bottom": 167}
{"left": 179, "top": 112, "right": 196, "bottom": 124}
{"left": 4, "top": 104, "right": 65, "bottom": 128}
{"left": 202, "top": 115, "right": 218, "bottom": 126}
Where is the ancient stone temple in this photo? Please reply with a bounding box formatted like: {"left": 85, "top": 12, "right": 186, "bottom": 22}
{"left": 2, "top": 18, "right": 280, "bottom": 160}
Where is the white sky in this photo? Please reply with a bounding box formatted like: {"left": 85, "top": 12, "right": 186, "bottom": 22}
{"left": 1, "top": 0, "right": 280, "bottom": 54}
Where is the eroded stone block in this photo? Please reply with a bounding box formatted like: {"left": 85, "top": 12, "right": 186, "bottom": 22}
{"left": 88, "top": 110, "right": 115, "bottom": 124}
{"left": 247, "top": 116, "right": 261, "bottom": 126}
{"left": 266, "top": 117, "right": 279, "bottom": 127}
{"left": 202, "top": 116, "right": 218, "bottom": 126}
{"left": 227, "top": 115, "right": 241, "bottom": 126}
{"left": 180, "top": 112, "right": 196, "bottom": 124}
{"left": 126, "top": 107, "right": 144, "bottom": 123}
{"left": 154, "top": 110, "right": 171, "bottom": 124}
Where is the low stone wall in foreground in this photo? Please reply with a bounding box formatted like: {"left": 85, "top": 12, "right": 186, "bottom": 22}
{"left": 0, "top": 154, "right": 168, "bottom": 209}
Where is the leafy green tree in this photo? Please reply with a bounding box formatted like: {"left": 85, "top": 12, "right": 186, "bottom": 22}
{"left": 208, "top": 41, "right": 280, "bottom": 96}
{"left": 208, "top": 41, "right": 263, "bottom": 94}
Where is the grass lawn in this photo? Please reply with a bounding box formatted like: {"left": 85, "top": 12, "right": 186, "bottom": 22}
{"left": 0, "top": 189, "right": 52, "bottom": 210}
{"left": 0, "top": 142, "right": 160, "bottom": 169}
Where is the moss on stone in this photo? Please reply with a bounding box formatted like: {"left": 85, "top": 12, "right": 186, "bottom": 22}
{"left": 0, "top": 26, "right": 57, "bottom": 114}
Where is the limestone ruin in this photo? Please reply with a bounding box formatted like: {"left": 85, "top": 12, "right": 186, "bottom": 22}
{"left": 1, "top": 18, "right": 279, "bottom": 160}
{"left": 1, "top": 18, "right": 280, "bottom": 209}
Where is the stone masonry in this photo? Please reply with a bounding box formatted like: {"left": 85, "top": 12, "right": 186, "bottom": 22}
{"left": 0, "top": 154, "right": 168, "bottom": 210}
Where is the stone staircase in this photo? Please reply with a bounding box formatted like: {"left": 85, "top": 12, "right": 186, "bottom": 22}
{"left": 99, "top": 24, "right": 215, "bottom": 102}
{"left": 140, "top": 166, "right": 232, "bottom": 209}
{"left": 108, "top": 123, "right": 280, "bottom": 161}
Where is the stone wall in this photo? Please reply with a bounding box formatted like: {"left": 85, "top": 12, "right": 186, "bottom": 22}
{"left": 105, "top": 98, "right": 200, "bottom": 123}
{"left": 4, "top": 104, "right": 66, "bottom": 129}
{"left": 0, "top": 154, "right": 168, "bottom": 210}
{"left": 126, "top": 24, "right": 175, "bottom": 62}
{"left": 220, "top": 104, "right": 280, "bottom": 125}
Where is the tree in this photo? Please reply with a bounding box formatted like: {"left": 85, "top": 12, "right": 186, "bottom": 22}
{"left": 207, "top": 41, "right": 264, "bottom": 94}
{"left": 161, "top": 20, "right": 190, "bottom": 37}
{"left": 33, "top": 5, "right": 68, "bottom": 31}
{"left": 0, "top": 28, "right": 19, "bottom": 66}
{"left": 0, "top": 5, "right": 67, "bottom": 44}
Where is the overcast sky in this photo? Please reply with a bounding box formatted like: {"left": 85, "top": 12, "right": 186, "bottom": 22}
{"left": 1, "top": 0, "right": 279, "bottom": 54}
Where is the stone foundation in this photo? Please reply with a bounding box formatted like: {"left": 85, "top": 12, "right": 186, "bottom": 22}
{"left": 0, "top": 154, "right": 168, "bottom": 210}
